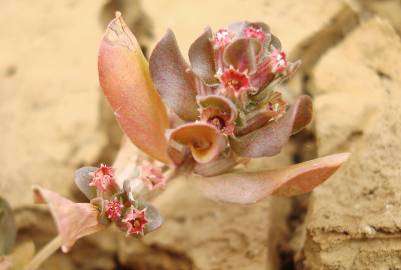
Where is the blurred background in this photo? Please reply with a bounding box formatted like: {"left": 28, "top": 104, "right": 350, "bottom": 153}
{"left": 1, "top": 0, "right": 401, "bottom": 269}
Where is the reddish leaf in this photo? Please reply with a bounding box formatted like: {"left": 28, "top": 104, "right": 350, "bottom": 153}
{"left": 189, "top": 27, "right": 217, "bottom": 84}
{"left": 193, "top": 153, "right": 350, "bottom": 204}
{"left": 230, "top": 95, "right": 313, "bottom": 157}
{"left": 167, "top": 122, "right": 226, "bottom": 164}
{"left": 223, "top": 38, "right": 262, "bottom": 74}
{"left": 197, "top": 94, "right": 238, "bottom": 123}
{"left": 194, "top": 150, "right": 239, "bottom": 177}
{"left": 98, "top": 13, "right": 171, "bottom": 164}
{"left": 33, "top": 186, "right": 105, "bottom": 252}
{"left": 150, "top": 29, "right": 200, "bottom": 120}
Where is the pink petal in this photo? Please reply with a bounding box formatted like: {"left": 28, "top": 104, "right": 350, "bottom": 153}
{"left": 167, "top": 122, "right": 226, "bottom": 164}
{"left": 98, "top": 12, "right": 172, "bottom": 165}
{"left": 33, "top": 186, "right": 105, "bottom": 252}
{"left": 150, "top": 29, "right": 202, "bottom": 121}
{"left": 189, "top": 27, "right": 217, "bottom": 84}
{"left": 193, "top": 153, "right": 350, "bottom": 204}
{"left": 230, "top": 95, "right": 313, "bottom": 158}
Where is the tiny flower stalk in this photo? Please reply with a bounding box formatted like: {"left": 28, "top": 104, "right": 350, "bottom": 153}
{"left": 28, "top": 12, "right": 351, "bottom": 269}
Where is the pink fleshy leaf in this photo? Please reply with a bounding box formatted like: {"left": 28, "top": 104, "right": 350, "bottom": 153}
{"left": 189, "top": 27, "right": 217, "bottom": 84}
{"left": 230, "top": 95, "right": 313, "bottom": 158}
{"left": 167, "top": 122, "right": 226, "bottom": 164}
{"left": 193, "top": 153, "right": 350, "bottom": 204}
{"left": 223, "top": 38, "right": 262, "bottom": 74}
{"left": 33, "top": 186, "right": 105, "bottom": 252}
{"left": 150, "top": 29, "right": 201, "bottom": 121}
{"left": 194, "top": 150, "right": 239, "bottom": 177}
{"left": 98, "top": 12, "right": 172, "bottom": 165}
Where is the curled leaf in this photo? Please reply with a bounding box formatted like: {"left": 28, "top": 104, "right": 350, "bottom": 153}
{"left": 0, "top": 198, "right": 16, "bottom": 255}
{"left": 167, "top": 122, "right": 226, "bottom": 164}
{"left": 230, "top": 95, "right": 313, "bottom": 157}
{"left": 74, "top": 167, "right": 97, "bottom": 200}
{"left": 223, "top": 38, "right": 262, "bottom": 74}
{"left": 98, "top": 12, "right": 171, "bottom": 164}
{"left": 189, "top": 27, "right": 217, "bottom": 84}
{"left": 150, "top": 29, "right": 200, "bottom": 120}
{"left": 194, "top": 153, "right": 350, "bottom": 204}
{"left": 197, "top": 94, "right": 238, "bottom": 124}
{"left": 33, "top": 186, "right": 105, "bottom": 252}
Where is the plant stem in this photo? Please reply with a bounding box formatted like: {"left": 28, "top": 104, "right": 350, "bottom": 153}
{"left": 24, "top": 235, "right": 62, "bottom": 270}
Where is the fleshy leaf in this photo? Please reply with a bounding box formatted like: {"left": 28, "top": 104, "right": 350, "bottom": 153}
{"left": 194, "top": 150, "right": 239, "bottom": 177}
{"left": 223, "top": 38, "right": 262, "bottom": 74}
{"left": 167, "top": 122, "right": 226, "bottom": 164}
{"left": 197, "top": 94, "right": 238, "bottom": 124}
{"left": 135, "top": 201, "right": 163, "bottom": 234}
{"left": 194, "top": 153, "right": 350, "bottom": 204}
{"left": 189, "top": 27, "right": 217, "bottom": 84}
{"left": 74, "top": 167, "right": 97, "bottom": 200}
{"left": 33, "top": 186, "right": 105, "bottom": 252}
{"left": 0, "top": 198, "right": 16, "bottom": 255}
{"left": 98, "top": 12, "right": 171, "bottom": 164}
{"left": 230, "top": 95, "right": 313, "bottom": 157}
{"left": 150, "top": 29, "right": 200, "bottom": 121}
{"left": 270, "top": 34, "right": 281, "bottom": 50}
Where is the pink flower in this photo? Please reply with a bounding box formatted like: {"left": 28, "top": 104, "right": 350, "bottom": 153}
{"left": 139, "top": 161, "right": 167, "bottom": 190}
{"left": 89, "top": 164, "right": 116, "bottom": 192}
{"left": 244, "top": 26, "right": 267, "bottom": 42}
{"left": 105, "top": 198, "right": 123, "bottom": 221}
{"left": 270, "top": 49, "right": 287, "bottom": 74}
{"left": 219, "top": 67, "right": 251, "bottom": 94}
{"left": 214, "top": 29, "right": 233, "bottom": 48}
{"left": 122, "top": 207, "right": 148, "bottom": 235}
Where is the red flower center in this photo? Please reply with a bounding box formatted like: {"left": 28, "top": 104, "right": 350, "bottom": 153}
{"left": 89, "top": 164, "right": 116, "bottom": 192}
{"left": 220, "top": 68, "right": 250, "bottom": 92}
{"left": 122, "top": 208, "right": 148, "bottom": 235}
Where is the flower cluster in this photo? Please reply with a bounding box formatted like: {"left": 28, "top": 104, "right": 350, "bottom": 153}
{"left": 87, "top": 164, "right": 168, "bottom": 236}
{"left": 148, "top": 21, "right": 303, "bottom": 171}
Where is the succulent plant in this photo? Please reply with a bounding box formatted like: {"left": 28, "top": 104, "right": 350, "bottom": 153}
{"left": 98, "top": 12, "right": 349, "bottom": 204}
{"left": 26, "top": 12, "right": 350, "bottom": 269}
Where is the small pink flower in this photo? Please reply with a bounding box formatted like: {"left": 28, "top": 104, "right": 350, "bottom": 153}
{"left": 89, "top": 164, "right": 116, "bottom": 192}
{"left": 105, "top": 198, "right": 123, "bottom": 221}
{"left": 270, "top": 49, "right": 287, "bottom": 74}
{"left": 219, "top": 68, "right": 251, "bottom": 94}
{"left": 122, "top": 207, "right": 148, "bottom": 236}
{"left": 139, "top": 161, "right": 166, "bottom": 190}
{"left": 214, "top": 29, "right": 233, "bottom": 48}
{"left": 244, "top": 26, "right": 267, "bottom": 42}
